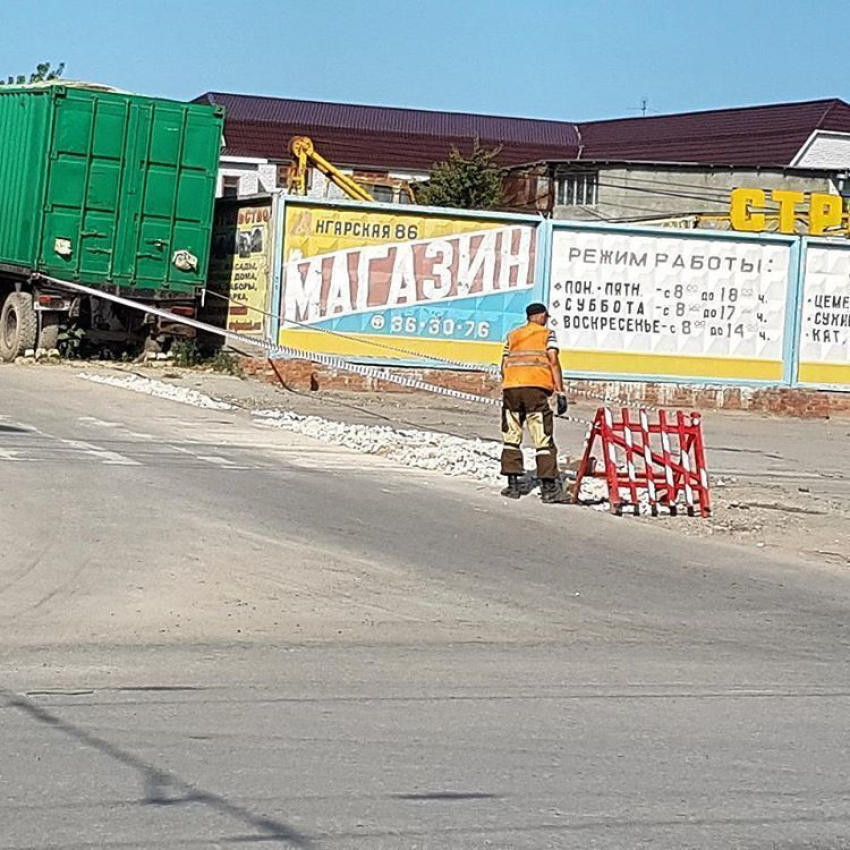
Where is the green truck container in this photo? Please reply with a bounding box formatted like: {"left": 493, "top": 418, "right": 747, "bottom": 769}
{"left": 0, "top": 83, "right": 223, "bottom": 359}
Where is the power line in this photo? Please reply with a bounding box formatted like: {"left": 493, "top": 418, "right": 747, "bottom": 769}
{"left": 553, "top": 175, "right": 737, "bottom": 208}
{"left": 594, "top": 178, "right": 734, "bottom": 206}
{"left": 595, "top": 172, "right": 735, "bottom": 198}
{"left": 552, "top": 176, "right": 733, "bottom": 207}
{"left": 591, "top": 199, "right": 725, "bottom": 218}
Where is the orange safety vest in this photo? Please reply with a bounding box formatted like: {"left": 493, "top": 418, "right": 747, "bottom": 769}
{"left": 502, "top": 322, "right": 555, "bottom": 391}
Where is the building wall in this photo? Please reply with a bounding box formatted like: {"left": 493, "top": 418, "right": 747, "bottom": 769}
{"left": 241, "top": 357, "right": 850, "bottom": 417}
{"left": 502, "top": 166, "right": 552, "bottom": 214}
{"left": 308, "top": 168, "right": 424, "bottom": 203}
{"left": 793, "top": 131, "right": 850, "bottom": 169}
{"left": 216, "top": 156, "right": 424, "bottom": 202}
{"left": 216, "top": 157, "right": 277, "bottom": 197}
{"left": 552, "top": 165, "right": 838, "bottom": 225}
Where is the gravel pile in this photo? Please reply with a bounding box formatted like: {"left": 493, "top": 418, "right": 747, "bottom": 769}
{"left": 77, "top": 371, "right": 623, "bottom": 507}
{"left": 253, "top": 408, "right": 521, "bottom": 485}
{"left": 255, "top": 410, "right": 619, "bottom": 504}
{"left": 78, "top": 373, "right": 235, "bottom": 410}
{"left": 574, "top": 474, "right": 680, "bottom": 515}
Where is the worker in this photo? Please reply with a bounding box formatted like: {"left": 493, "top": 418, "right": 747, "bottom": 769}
{"left": 500, "top": 302, "right": 568, "bottom": 503}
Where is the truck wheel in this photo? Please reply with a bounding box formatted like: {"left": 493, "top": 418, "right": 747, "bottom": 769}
{"left": 0, "top": 292, "right": 38, "bottom": 362}
{"left": 39, "top": 313, "right": 61, "bottom": 351}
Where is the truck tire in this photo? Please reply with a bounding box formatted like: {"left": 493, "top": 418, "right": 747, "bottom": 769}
{"left": 0, "top": 292, "right": 38, "bottom": 362}
{"left": 39, "top": 313, "right": 61, "bottom": 351}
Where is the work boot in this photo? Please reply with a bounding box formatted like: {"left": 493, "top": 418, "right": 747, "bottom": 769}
{"left": 540, "top": 478, "right": 562, "bottom": 504}
{"left": 500, "top": 474, "right": 522, "bottom": 499}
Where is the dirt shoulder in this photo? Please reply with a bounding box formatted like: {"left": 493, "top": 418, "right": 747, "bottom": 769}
{"left": 36, "top": 360, "right": 850, "bottom": 570}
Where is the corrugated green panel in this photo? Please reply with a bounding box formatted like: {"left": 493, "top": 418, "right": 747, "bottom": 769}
{"left": 0, "top": 85, "right": 222, "bottom": 295}
{"left": 0, "top": 89, "right": 52, "bottom": 266}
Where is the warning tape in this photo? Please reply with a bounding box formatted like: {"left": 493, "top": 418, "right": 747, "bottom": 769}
{"left": 568, "top": 384, "right": 663, "bottom": 413}
{"left": 38, "top": 275, "right": 592, "bottom": 424}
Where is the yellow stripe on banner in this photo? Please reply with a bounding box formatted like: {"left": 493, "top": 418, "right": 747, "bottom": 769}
{"left": 560, "top": 350, "right": 783, "bottom": 381}
{"left": 278, "top": 329, "right": 504, "bottom": 366}
{"left": 278, "top": 330, "right": 785, "bottom": 381}
{"left": 798, "top": 362, "right": 850, "bottom": 387}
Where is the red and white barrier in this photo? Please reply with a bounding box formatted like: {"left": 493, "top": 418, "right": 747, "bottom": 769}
{"left": 572, "top": 407, "right": 711, "bottom": 517}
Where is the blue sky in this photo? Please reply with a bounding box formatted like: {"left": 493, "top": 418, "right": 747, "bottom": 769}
{"left": 1, "top": 0, "right": 847, "bottom": 121}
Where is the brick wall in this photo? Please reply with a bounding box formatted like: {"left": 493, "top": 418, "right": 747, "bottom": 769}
{"left": 240, "top": 357, "right": 850, "bottom": 418}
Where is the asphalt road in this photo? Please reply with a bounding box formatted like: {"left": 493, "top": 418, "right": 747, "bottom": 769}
{"left": 2, "top": 365, "right": 850, "bottom": 849}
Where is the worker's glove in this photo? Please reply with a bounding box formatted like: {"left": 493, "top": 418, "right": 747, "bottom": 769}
{"left": 556, "top": 393, "right": 568, "bottom": 416}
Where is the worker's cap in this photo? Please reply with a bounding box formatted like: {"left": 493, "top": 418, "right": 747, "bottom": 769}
{"left": 525, "top": 302, "right": 548, "bottom": 318}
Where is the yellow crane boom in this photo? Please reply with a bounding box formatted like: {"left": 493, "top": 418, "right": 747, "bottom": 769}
{"left": 287, "top": 135, "right": 375, "bottom": 202}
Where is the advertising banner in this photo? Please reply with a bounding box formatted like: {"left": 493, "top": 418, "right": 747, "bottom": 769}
{"left": 279, "top": 203, "right": 541, "bottom": 365}
{"left": 798, "top": 242, "right": 850, "bottom": 388}
{"left": 549, "top": 228, "right": 793, "bottom": 381}
{"left": 206, "top": 202, "right": 272, "bottom": 337}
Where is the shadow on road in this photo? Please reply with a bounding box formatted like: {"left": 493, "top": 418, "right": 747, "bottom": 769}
{"left": 3, "top": 689, "right": 311, "bottom": 847}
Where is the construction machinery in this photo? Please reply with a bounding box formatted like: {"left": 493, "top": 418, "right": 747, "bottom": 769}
{"left": 285, "top": 135, "right": 416, "bottom": 204}
{"left": 286, "top": 136, "right": 375, "bottom": 202}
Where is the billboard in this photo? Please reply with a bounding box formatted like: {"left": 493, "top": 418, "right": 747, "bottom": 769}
{"left": 798, "top": 242, "right": 850, "bottom": 388}
{"left": 548, "top": 228, "right": 793, "bottom": 381}
{"left": 206, "top": 202, "right": 273, "bottom": 337}
{"left": 278, "top": 203, "right": 541, "bottom": 365}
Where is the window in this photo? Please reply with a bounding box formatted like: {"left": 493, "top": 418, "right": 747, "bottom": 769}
{"left": 222, "top": 175, "right": 239, "bottom": 198}
{"left": 368, "top": 185, "right": 395, "bottom": 204}
{"left": 557, "top": 171, "right": 598, "bottom": 206}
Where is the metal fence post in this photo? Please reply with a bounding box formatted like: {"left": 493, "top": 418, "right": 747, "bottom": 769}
{"left": 537, "top": 216, "right": 554, "bottom": 306}
{"left": 782, "top": 235, "right": 807, "bottom": 387}
{"left": 269, "top": 192, "right": 288, "bottom": 346}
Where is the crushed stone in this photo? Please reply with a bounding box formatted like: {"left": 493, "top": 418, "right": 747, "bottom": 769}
{"left": 76, "top": 372, "right": 626, "bottom": 508}
{"left": 78, "top": 373, "right": 235, "bottom": 410}
{"left": 253, "top": 408, "right": 537, "bottom": 485}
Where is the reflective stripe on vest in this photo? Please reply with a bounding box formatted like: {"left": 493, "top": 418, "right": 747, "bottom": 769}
{"left": 502, "top": 323, "right": 554, "bottom": 391}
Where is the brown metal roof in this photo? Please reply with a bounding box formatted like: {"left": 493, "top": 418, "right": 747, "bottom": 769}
{"left": 194, "top": 92, "right": 850, "bottom": 171}
{"left": 197, "top": 92, "right": 580, "bottom": 170}
{"left": 577, "top": 99, "right": 850, "bottom": 166}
